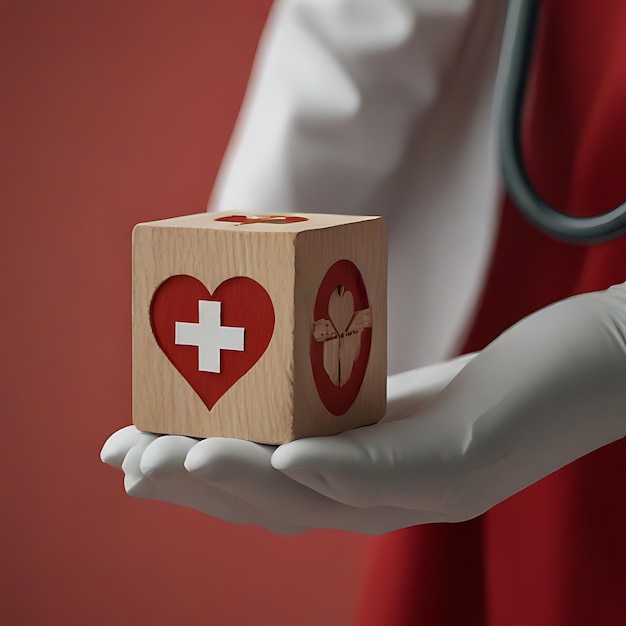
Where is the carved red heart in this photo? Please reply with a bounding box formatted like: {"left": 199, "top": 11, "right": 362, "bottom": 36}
{"left": 150, "top": 275, "right": 274, "bottom": 410}
{"left": 215, "top": 214, "right": 308, "bottom": 225}
{"left": 310, "top": 260, "right": 372, "bottom": 416}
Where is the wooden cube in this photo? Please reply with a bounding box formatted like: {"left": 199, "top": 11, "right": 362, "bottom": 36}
{"left": 132, "top": 211, "right": 387, "bottom": 444}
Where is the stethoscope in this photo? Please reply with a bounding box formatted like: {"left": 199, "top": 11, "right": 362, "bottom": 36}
{"left": 498, "top": 0, "right": 626, "bottom": 244}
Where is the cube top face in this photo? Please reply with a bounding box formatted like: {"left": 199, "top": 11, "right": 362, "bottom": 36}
{"left": 141, "top": 211, "right": 382, "bottom": 234}
{"left": 132, "top": 211, "right": 387, "bottom": 444}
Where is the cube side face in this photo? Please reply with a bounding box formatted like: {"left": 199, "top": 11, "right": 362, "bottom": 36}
{"left": 292, "top": 217, "right": 388, "bottom": 438}
{"left": 132, "top": 223, "right": 296, "bottom": 443}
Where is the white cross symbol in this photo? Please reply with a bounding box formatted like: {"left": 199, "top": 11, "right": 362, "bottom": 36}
{"left": 174, "top": 300, "right": 245, "bottom": 373}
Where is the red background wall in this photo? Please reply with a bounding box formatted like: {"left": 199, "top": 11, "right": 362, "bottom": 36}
{"left": 0, "top": 2, "right": 369, "bottom": 624}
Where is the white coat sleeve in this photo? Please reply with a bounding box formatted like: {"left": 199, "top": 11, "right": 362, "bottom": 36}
{"left": 212, "top": 0, "right": 508, "bottom": 370}
{"left": 211, "top": 0, "right": 484, "bottom": 217}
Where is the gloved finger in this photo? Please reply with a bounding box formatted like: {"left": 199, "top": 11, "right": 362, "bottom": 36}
{"left": 384, "top": 353, "right": 477, "bottom": 422}
{"left": 139, "top": 436, "right": 308, "bottom": 535}
{"left": 185, "top": 438, "right": 442, "bottom": 533}
{"left": 271, "top": 434, "right": 383, "bottom": 508}
{"left": 139, "top": 435, "right": 201, "bottom": 480}
{"left": 121, "top": 431, "right": 161, "bottom": 496}
{"left": 100, "top": 425, "right": 146, "bottom": 469}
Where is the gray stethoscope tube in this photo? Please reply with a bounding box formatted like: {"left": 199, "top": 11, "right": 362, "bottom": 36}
{"left": 498, "top": 0, "right": 626, "bottom": 244}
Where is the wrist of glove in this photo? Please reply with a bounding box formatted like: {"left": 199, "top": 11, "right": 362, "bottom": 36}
{"left": 102, "top": 284, "right": 626, "bottom": 534}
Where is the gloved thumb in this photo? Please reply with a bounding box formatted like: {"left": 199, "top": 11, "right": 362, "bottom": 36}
{"left": 271, "top": 435, "right": 383, "bottom": 508}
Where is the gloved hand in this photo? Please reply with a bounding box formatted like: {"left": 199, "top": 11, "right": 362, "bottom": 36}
{"left": 100, "top": 353, "right": 475, "bottom": 534}
{"left": 101, "top": 284, "right": 626, "bottom": 534}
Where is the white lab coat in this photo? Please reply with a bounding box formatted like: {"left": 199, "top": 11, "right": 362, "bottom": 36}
{"left": 211, "top": 0, "right": 507, "bottom": 374}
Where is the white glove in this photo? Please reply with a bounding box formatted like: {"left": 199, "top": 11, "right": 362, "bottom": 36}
{"left": 101, "top": 354, "right": 475, "bottom": 535}
{"left": 101, "top": 285, "right": 626, "bottom": 534}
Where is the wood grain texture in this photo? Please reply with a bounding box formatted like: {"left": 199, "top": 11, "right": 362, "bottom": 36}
{"left": 132, "top": 211, "right": 387, "bottom": 443}
{"left": 294, "top": 219, "right": 387, "bottom": 438}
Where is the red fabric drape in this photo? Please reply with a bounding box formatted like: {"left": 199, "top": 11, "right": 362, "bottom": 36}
{"left": 357, "top": 2, "right": 626, "bottom": 624}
